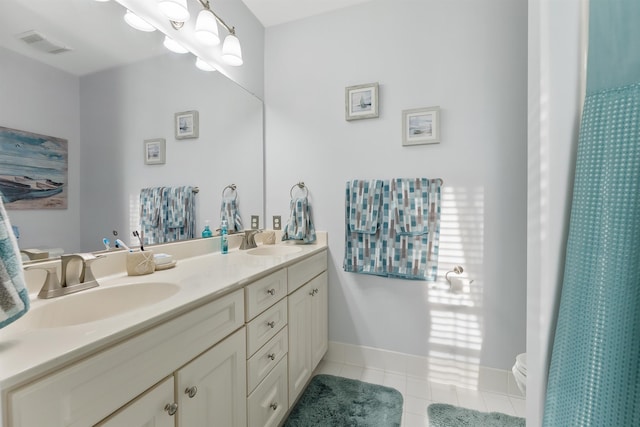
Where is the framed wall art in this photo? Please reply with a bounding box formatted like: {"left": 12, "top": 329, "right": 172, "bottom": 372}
{"left": 144, "top": 138, "right": 166, "bottom": 165}
{"left": 402, "top": 106, "right": 440, "bottom": 146}
{"left": 0, "top": 126, "right": 68, "bottom": 209}
{"left": 175, "top": 110, "right": 199, "bottom": 139}
{"left": 345, "top": 82, "right": 379, "bottom": 121}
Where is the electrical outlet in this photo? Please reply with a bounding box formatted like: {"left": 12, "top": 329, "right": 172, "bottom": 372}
{"left": 251, "top": 215, "right": 260, "bottom": 230}
{"left": 273, "top": 215, "right": 282, "bottom": 230}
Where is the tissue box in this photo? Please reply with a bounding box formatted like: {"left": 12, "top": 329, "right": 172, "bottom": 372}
{"left": 126, "top": 251, "right": 155, "bottom": 276}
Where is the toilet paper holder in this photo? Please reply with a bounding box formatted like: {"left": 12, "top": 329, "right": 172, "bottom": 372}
{"left": 445, "top": 265, "right": 474, "bottom": 289}
{"left": 445, "top": 265, "right": 464, "bottom": 284}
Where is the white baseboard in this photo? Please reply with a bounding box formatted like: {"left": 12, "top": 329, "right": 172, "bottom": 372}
{"left": 324, "top": 341, "right": 524, "bottom": 398}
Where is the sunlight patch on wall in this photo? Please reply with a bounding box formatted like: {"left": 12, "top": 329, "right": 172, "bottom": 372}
{"left": 426, "top": 186, "right": 485, "bottom": 388}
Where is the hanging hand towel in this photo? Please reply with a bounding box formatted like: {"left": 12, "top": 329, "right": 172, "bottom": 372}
{"left": 220, "top": 198, "right": 243, "bottom": 233}
{"left": 282, "top": 197, "right": 317, "bottom": 243}
{"left": 344, "top": 180, "right": 386, "bottom": 276}
{"left": 387, "top": 178, "right": 441, "bottom": 280}
{"left": 0, "top": 198, "right": 29, "bottom": 329}
{"left": 162, "top": 186, "right": 196, "bottom": 242}
{"left": 140, "top": 187, "right": 164, "bottom": 244}
{"left": 348, "top": 180, "right": 383, "bottom": 234}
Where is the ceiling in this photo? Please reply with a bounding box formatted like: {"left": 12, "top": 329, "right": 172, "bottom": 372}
{"left": 241, "top": 0, "right": 373, "bottom": 27}
{"left": 0, "top": 0, "right": 370, "bottom": 76}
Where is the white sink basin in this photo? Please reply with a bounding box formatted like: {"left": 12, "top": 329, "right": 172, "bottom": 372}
{"left": 20, "top": 282, "right": 180, "bottom": 329}
{"left": 247, "top": 246, "right": 302, "bottom": 256}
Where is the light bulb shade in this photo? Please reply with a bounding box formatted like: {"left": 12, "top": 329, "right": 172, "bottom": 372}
{"left": 195, "top": 57, "right": 217, "bottom": 72}
{"left": 195, "top": 10, "right": 220, "bottom": 46}
{"left": 158, "top": 0, "right": 190, "bottom": 22}
{"left": 163, "top": 36, "right": 188, "bottom": 54}
{"left": 124, "top": 10, "right": 156, "bottom": 32}
{"left": 222, "top": 34, "right": 243, "bottom": 66}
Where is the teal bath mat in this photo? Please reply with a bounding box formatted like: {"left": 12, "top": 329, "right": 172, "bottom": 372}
{"left": 428, "top": 403, "right": 525, "bottom": 427}
{"left": 283, "top": 374, "right": 403, "bottom": 427}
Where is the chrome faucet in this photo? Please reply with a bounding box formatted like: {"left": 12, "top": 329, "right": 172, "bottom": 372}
{"left": 240, "top": 229, "right": 263, "bottom": 250}
{"left": 26, "top": 253, "right": 105, "bottom": 299}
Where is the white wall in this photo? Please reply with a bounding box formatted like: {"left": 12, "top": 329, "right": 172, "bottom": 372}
{"left": 0, "top": 47, "right": 81, "bottom": 253}
{"left": 527, "top": 0, "right": 585, "bottom": 424}
{"left": 265, "top": 0, "right": 527, "bottom": 371}
{"left": 79, "top": 53, "right": 263, "bottom": 251}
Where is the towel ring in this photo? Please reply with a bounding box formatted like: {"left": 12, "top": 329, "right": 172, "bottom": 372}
{"left": 290, "top": 182, "right": 309, "bottom": 198}
{"left": 222, "top": 184, "right": 238, "bottom": 200}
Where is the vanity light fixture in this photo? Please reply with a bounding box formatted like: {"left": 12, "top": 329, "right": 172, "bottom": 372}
{"left": 163, "top": 35, "right": 189, "bottom": 54}
{"left": 195, "top": 57, "right": 217, "bottom": 72}
{"left": 124, "top": 10, "right": 156, "bottom": 32}
{"left": 158, "top": 0, "right": 190, "bottom": 23}
{"left": 195, "top": 9, "right": 220, "bottom": 45}
{"left": 119, "top": 0, "right": 243, "bottom": 67}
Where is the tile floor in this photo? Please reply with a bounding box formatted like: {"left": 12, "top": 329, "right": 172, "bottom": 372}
{"left": 313, "top": 359, "right": 526, "bottom": 427}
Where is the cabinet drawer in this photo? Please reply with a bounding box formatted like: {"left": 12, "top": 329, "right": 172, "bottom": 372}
{"left": 245, "top": 269, "right": 287, "bottom": 321}
{"left": 247, "top": 326, "right": 288, "bottom": 393}
{"left": 247, "top": 357, "right": 288, "bottom": 427}
{"left": 8, "top": 289, "right": 244, "bottom": 427}
{"left": 246, "top": 298, "right": 287, "bottom": 357}
{"left": 287, "top": 250, "right": 327, "bottom": 294}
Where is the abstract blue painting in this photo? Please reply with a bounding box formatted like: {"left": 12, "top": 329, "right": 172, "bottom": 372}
{"left": 0, "top": 126, "right": 67, "bottom": 209}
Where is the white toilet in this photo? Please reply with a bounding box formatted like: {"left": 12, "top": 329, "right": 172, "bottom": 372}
{"left": 512, "top": 353, "right": 527, "bottom": 396}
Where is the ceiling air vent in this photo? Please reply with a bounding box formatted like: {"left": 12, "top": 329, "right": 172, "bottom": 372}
{"left": 15, "top": 30, "right": 73, "bottom": 55}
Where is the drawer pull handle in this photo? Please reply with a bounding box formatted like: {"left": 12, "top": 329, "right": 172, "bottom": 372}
{"left": 164, "top": 403, "right": 178, "bottom": 416}
{"left": 267, "top": 353, "right": 276, "bottom": 360}
{"left": 310, "top": 289, "right": 318, "bottom": 296}
{"left": 267, "top": 321, "right": 276, "bottom": 328}
{"left": 266, "top": 288, "right": 276, "bottom": 296}
{"left": 270, "top": 402, "right": 278, "bottom": 411}
{"left": 185, "top": 386, "right": 198, "bottom": 398}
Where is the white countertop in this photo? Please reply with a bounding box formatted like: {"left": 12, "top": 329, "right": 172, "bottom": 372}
{"left": 0, "top": 234, "right": 327, "bottom": 393}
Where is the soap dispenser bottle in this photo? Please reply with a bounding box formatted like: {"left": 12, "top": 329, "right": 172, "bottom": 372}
{"left": 202, "top": 221, "right": 213, "bottom": 238}
{"left": 220, "top": 219, "right": 228, "bottom": 254}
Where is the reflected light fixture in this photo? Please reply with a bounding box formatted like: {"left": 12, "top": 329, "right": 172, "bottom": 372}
{"left": 124, "top": 10, "right": 156, "bottom": 32}
{"left": 195, "top": 57, "right": 216, "bottom": 72}
{"left": 163, "top": 35, "right": 188, "bottom": 54}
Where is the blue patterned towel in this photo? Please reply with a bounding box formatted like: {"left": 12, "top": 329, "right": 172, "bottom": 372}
{"left": 0, "top": 198, "right": 29, "bottom": 329}
{"left": 220, "top": 198, "right": 243, "bottom": 233}
{"left": 283, "top": 197, "right": 317, "bottom": 243}
{"left": 140, "top": 186, "right": 196, "bottom": 244}
{"left": 391, "top": 178, "right": 429, "bottom": 236}
{"left": 348, "top": 180, "right": 383, "bottom": 234}
{"left": 344, "top": 178, "right": 441, "bottom": 281}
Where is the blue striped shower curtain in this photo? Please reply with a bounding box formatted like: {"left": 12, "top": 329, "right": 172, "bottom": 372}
{"left": 543, "top": 0, "right": 640, "bottom": 425}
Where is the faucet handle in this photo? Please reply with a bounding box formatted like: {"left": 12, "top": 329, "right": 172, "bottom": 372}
{"left": 25, "top": 264, "right": 61, "bottom": 299}
{"left": 79, "top": 253, "right": 106, "bottom": 283}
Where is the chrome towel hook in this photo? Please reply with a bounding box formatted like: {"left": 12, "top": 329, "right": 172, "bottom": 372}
{"left": 222, "top": 184, "right": 237, "bottom": 200}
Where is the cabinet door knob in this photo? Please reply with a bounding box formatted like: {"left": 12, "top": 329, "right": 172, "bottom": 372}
{"left": 267, "top": 353, "right": 276, "bottom": 360}
{"left": 270, "top": 402, "right": 278, "bottom": 411}
{"left": 266, "top": 288, "right": 276, "bottom": 296}
{"left": 164, "top": 403, "right": 178, "bottom": 416}
{"left": 267, "top": 320, "right": 276, "bottom": 328}
{"left": 185, "top": 386, "right": 198, "bottom": 398}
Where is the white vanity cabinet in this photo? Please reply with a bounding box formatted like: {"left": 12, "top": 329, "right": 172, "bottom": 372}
{"left": 95, "top": 377, "right": 176, "bottom": 427}
{"left": 287, "top": 252, "right": 328, "bottom": 405}
{"left": 7, "top": 289, "right": 245, "bottom": 427}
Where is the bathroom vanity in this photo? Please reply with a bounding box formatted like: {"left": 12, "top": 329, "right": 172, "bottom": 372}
{"left": 0, "top": 234, "right": 328, "bottom": 427}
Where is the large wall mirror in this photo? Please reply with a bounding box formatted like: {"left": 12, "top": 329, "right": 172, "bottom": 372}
{"left": 0, "top": 0, "right": 264, "bottom": 260}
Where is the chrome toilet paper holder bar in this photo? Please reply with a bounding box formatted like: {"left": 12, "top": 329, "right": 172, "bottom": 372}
{"left": 445, "top": 265, "right": 464, "bottom": 284}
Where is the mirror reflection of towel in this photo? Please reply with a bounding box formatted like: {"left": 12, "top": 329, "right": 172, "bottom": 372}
{"left": 0, "top": 198, "right": 29, "bottom": 329}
